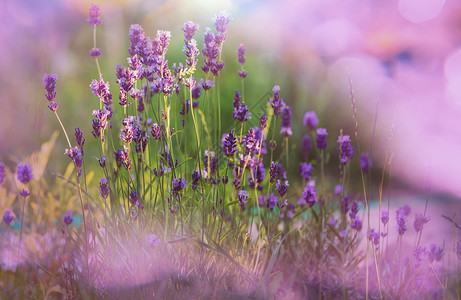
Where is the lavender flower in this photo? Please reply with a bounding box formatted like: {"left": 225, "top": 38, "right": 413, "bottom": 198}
{"left": 99, "top": 156, "right": 106, "bottom": 168}
{"left": 280, "top": 106, "right": 292, "bottom": 137}
{"left": 275, "top": 180, "right": 289, "bottom": 197}
{"left": 303, "top": 111, "right": 318, "bottom": 131}
{"left": 201, "top": 79, "right": 215, "bottom": 91}
{"left": 184, "top": 40, "right": 199, "bottom": 69}
{"left": 360, "top": 153, "right": 371, "bottom": 174}
{"left": 87, "top": 3, "right": 102, "bottom": 26}
{"left": 428, "top": 244, "right": 443, "bottom": 263}
{"left": 233, "top": 90, "right": 241, "bottom": 109}
{"left": 0, "top": 162, "right": 5, "bottom": 184}
{"left": 337, "top": 135, "right": 354, "bottom": 165}
{"left": 74, "top": 128, "right": 85, "bottom": 149}
{"left": 130, "top": 191, "right": 139, "bottom": 207}
{"left": 89, "top": 48, "right": 102, "bottom": 57}
{"left": 413, "top": 246, "right": 426, "bottom": 268}
{"left": 43, "top": 73, "right": 59, "bottom": 111}
{"left": 17, "top": 164, "right": 33, "bottom": 184}
{"left": 191, "top": 84, "right": 202, "bottom": 99}
{"left": 285, "top": 203, "right": 296, "bottom": 219}
{"left": 98, "top": 178, "right": 109, "bottom": 199}
{"left": 260, "top": 114, "right": 267, "bottom": 131}
{"left": 63, "top": 211, "right": 74, "bottom": 226}
{"left": 154, "top": 30, "right": 171, "bottom": 58}
{"left": 248, "top": 162, "right": 265, "bottom": 191}
{"left": 396, "top": 210, "right": 407, "bottom": 236}
{"left": 90, "top": 73, "right": 113, "bottom": 106}
{"left": 315, "top": 128, "right": 328, "bottom": 150}
{"left": 299, "top": 162, "right": 313, "bottom": 181}
{"left": 302, "top": 135, "right": 312, "bottom": 159}
{"left": 114, "top": 146, "right": 131, "bottom": 169}
{"left": 351, "top": 217, "right": 363, "bottom": 231}
{"left": 269, "top": 161, "right": 286, "bottom": 184}
{"left": 191, "top": 170, "right": 201, "bottom": 191}
{"left": 349, "top": 201, "right": 359, "bottom": 219}
{"left": 233, "top": 102, "right": 251, "bottom": 123}
{"left": 242, "top": 128, "right": 259, "bottom": 154}
{"left": 368, "top": 229, "right": 380, "bottom": 247}
{"left": 19, "top": 188, "right": 30, "bottom": 198}
{"left": 3, "top": 210, "right": 15, "bottom": 226}
{"left": 183, "top": 21, "right": 199, "bottom": 40}
{"left": 298, "top": 184, "right": 316, "bottom": 208}
{"left": 204, "top": 150, "right": 218, "bottom": 176}
{"left": 269, "top": 85, "right": 285, "bottom": 116}
{"left": 381, "top": 211, "right": 389, "bottom": 225}
{"left": 151, "top": 123, "right": 162, "bottom": 141}
{"left": 414, "top": 212, "right": 430, "bottom": 232}
{"left": 65, "top": 147, "right": 83, "bottom": 176}
{"left": 259, "top": 193, "right": 279, "bottom": 211}
{"left": 237, "top": 44, "right": 246, "bottom": 65}
{"left": 120, "top": 116, "right": 140, "bottom": 144}
{"left": 92, "top": 106, "right": 111, "bottom": 139}
{"left": 147, "top": 234, "right": 161, "bottom": 248}
{"left": 172, "top": 178, "right": 187, "bottom": 198}
{"left": 128, "top": 24, "right": 147, "bottom": 58}
{"left": 238, "top": 190, "right": 248, "bottom": 209}
{"left": 222, "top": 130, "right": 237, "bottom": 157}
{"left": 213, "top": 10, "right": 232, "bottom": 36}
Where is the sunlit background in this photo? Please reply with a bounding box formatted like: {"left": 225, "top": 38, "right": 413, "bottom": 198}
{"left": 2, "top": 0, "right": 461, "bottom": 200}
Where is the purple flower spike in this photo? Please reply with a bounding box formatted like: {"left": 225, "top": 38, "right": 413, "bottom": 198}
{"left": 360, "top": 153, "right": 372, "bottom": 174}
{"left": 259, "top": 114, "right": 267, "bottom": 131}
{"left": 90, "top": 48, "right": 102, "bottom": 57}
{"left": 222, "top": 130, "right": 237, "bottom": 157}
{"left": 87, "top": 3, "right": 102, "bottom": 26}
{"left": 381, "top": 210, "right": 389, "bottom": 225}
{"left": 90, "top": 73, "right": 113, "bottom": 106}
{"left": 183, "top": 21, "right": 200, "bottom": 41}
{"left": 299, "top": 162, "right": 313, "bottom": 181}
{"left": 20, "top": 188, "right": 30, "bottom": 198}
{"left": 238, "top": 190, "right": 248, "bottom": 210}
{"left": 428, "top": 244, "right": 443, "bottom": 263}
{"left": 3, "top": 210, "right": 15, "bottom": 226}
{"left": 43, "top": 73, "right": 58, "bottom": 102}
{"left": 303, "top": 111, "right": 319, "bottom": 131}
{"left": 351, "top": 217, "right": 363, "bottom": 231}
{"left": 172, "top": 178, "right": 187, "bottom": 198}
{"left": 302, "top": 135, "right": 312, "bottom": 159}
{"left": 64, "top": 211, "right": 74, "bottom": 226}
{"left": 233, "top": 102, "right": 251, "bottom": 123}
{"left": 280, "top": 106, "right": 292, "bottom": 137}
{"left": 298, "top": 184, "right": 316, "bottom": 208}
{"left": 315, "top": 128, "right": 328, "bottom": 150}
{"left": 74, "top": 128, "right": 85, "bottom": 149}
{"left": 17, "top": 164, "right": 33, "bottom": 184}
{"left": 337, "top": 135, "right": 354, "bottom": 165}
{"left": 213, "top": 10, "right": 232, "bottom": 35}
{"left": 414, "top": 212, "right": 430, "bottom": 232}
{"left": 191, "top": 170, "right": 201, "bottom": 191}
{"left": 269, "top": 85, "right": 285, "bottom": 116}
{"left": 147, "top": 234, "right": 161, "bottom": 248}
{"left": 0, "top": 162, "right": 5, "bottom": 185}
{"left": 237, "top": 44, "right": 246, "bottom": 65}
{"left": 201, "top": 79, "right": 215, "bottom": 91}
{"left": 98, "top": 178, "right": 109, "bottom": 199}
{"left": 275, "top": 180, "right": 289, "bottom": 197}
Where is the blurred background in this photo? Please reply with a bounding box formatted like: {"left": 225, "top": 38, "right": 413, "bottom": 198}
{"left": 1, "top": 0, "right": 461, "bottom": 202}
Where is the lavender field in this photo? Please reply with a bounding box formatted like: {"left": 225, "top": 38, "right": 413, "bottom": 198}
{"left": 1, "top": 0, "right": 461, "bottom": 299}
